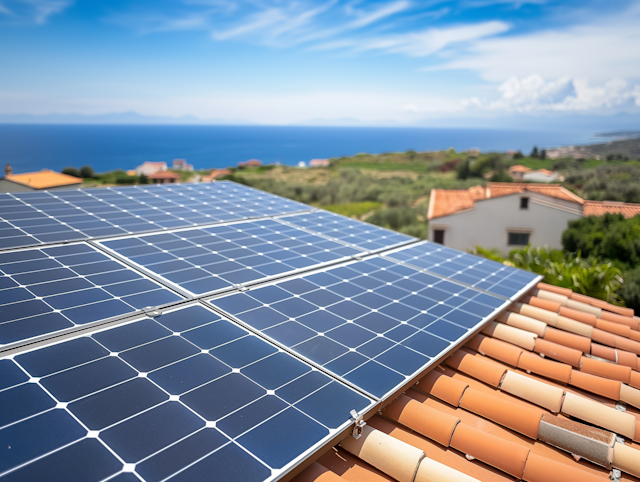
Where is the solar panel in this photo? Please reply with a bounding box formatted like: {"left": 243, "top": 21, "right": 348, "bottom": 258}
{"left": 0, "top": 243, "right": 184, "bottom": 348}
{"left": 98, "top": 219, "right": 362, "bottom": 297}
{"left": 278, "top": 211, "right": 415, "bottom": 253}
{"left": 383, "top": 241, "right": 540, "bottom": 300}
{"left": 208, "top": 255, "right": 513, "bottom": 399}
{"left": 0, "top": 182, "right": 310, "bottom": 250}
{"left": 0, "top": 303, "right": 375, "bottom": 481}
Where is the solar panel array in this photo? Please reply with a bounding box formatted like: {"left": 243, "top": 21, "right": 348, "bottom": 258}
{"left": 0, "top": 182, "right": 308, "bottom": 250}
{"left": 0, "top": 180, "right": 541, "bottom": 481}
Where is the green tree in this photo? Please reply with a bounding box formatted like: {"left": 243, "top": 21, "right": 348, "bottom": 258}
{"left": 139, "top": 174, "right": 149, "bottom": 184}
{"left": 513, "top": 151, "right": 524, "bottom": 159}
{"left": 62, "top": 167, "right": 81, "bottom": 177}
{"left": 540, "top": 149, "right": 547, "bottom": 160}
{"left": 80, "top": 165, "right": 95, "bottom": 178}
{"left": 530, "top": 146, "right": 539, "bottom": 158}
{"left": 456, "top": 159, "right": 470, "bottom": 180}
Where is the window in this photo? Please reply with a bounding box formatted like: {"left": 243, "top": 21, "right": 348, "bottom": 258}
{"left": 434, "top": 229, "right": 445, "bottom": 244}
{"left": 520, "top": 197, "right": 529, "bottom": 209}
{"left": 508, "top": 232, "right": 530, "bottom": 246}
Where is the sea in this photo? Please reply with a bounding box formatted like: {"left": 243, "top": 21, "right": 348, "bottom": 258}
{"left": 0, "top": 124, "right": 596, "bottom": 174}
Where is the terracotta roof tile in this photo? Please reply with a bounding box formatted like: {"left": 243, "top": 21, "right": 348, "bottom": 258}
{"left": 543, "top": 326, "right": 592, "bottom": 353}
{"left": 580, "top": 356, "right": 632, "bottom": 383}
{"left": 5, "top": 169, "right": 82, "bottom": 189}
{"left": 498, "top": 311, "right": 547, "bottom": 337}
{"left": 427, "top": 189, "right": 475, "bottom": 219}
{"left": 559, "top": 306, "right": 598, "bottom": 326}
{"left": 569, "top": 369, "right": 622, "bottom": 400}
{"left": 583, "top": 200, "right": 640, "bottom": 219}
{"left": 522, "top": 452, "right": 608, "bottom": 482}
{"left": 465, "top": 334, "right": 524, "bottom": 367}
{"left": 148, "top": 171, "right": 181, "bottom": 180}
{"left": 500, "top": 370, "right": 565, "bottom": 412}
{"left": 487, "top": 182, "right": 585, "bottom": 204}
{"left": 534, "top": 338, "right": 583, "bottom": 367}
{"left": 591, "top": 343, "right": 617, "bottom": 362}
{"left": 538, "top": 282, "right": 573, "bottom": 297}
{"left": 508, "top": 164, "right": 532, "bottom": 173}
{"left": 482, "top": 321, "right": 537, "bottom": 351}
{"left": 445, "top": 350, "right": 507, "bottom": 387}
{"left": 517, "top": 350, "right": 573, "bottom": 383}
{"left": 415, "top": 369, "right": 469, "bottom": 407}
{"left": 561, "top": 392, "right": 637, "bottom": 438}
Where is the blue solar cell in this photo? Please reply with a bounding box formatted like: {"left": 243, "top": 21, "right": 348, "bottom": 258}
{"left": 211, "top": 256, "right": 511, "bottom": 398}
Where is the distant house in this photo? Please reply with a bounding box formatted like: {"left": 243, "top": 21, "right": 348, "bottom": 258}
{"left": 172, "top": 159, "right": 194, "bottom": 171}
{"left": 201, "top": 169, "right": 232, "bottom": 182}
{"left": 136, "top": 161, "right": 167, "bottom": 176}
{"left": 309, "top": 159, "right": 330, "bottom": 167}
{"left": 0, "top": 164, "right": 83, "bottom": 193}
{"left": 508, "top": 164, "right": 560, "bottom": 182}
{"left": 238, "top": 159, "right": 262, "bottom": 168}
{"left": 427, "top": 182, "right": 640, "bottom": 254}
{"left": 148, "top": 171, "right": 180, "bottom": 184}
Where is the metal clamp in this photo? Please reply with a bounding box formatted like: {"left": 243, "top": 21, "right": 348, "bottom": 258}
{"left": 234, "top": 284, "right": 249, "bottom": 292}
{"left": 350, "top": 409, "right": 366, "bottom": 439}
{"left": 143, "top": 306, "right": 162, "bottom": 317}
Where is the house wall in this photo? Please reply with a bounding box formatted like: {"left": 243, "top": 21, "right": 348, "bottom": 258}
{"left": 428, "top": 192, "right": 582, "bottom": 254}
{"left": 0, "top": 179, "right": 34, "bottom": 192}
{"left": 523, "top": 171, "right": 559, "bottom": 182}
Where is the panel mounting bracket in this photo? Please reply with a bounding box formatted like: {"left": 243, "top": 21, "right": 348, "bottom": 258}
{"left": 143, "top": 306, "right": 162, "bottom": 317}
{"left": 350, "top": 409, "right": 366, "bottom": 439}
{"left": 234, "top": 284, "right": 249, "bottom": 292}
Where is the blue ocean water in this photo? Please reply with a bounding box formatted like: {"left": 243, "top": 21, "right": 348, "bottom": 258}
{"left": 0, "top": 124, "right": 593, "bottom": 174}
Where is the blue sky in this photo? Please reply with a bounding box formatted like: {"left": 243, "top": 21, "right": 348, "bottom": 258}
{"left": 1, "top": 0, "right": 639, "bottom": 126}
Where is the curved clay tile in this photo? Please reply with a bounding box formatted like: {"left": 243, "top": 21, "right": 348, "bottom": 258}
{"left": 449, "top": 423, "right": 529, "bottom": 478}
{"left": 580, "top": 356, "right": 632, "bottom": 383}
{"left": 415, "top": 370, "right": 468, "bottom": 407}
{"left": 591, "top": 299, "right": 634, "bottom": 318}
{"left": 513, "top": 303, "right": 559, "bottom": 325}
{"left": 630, "top": 371, "right": 640, "bottom": 390}
{"left": 317, "top": 445, "right": 395, "bottom": 482}
{"left": 619, "top": 384, "right": 640, "bottom": 409}
{"left": 522, "top": 452, "right": 609, "bottom": 482}
{"left": 616, "top": 350, "right": 638, "bottom": 370}
{"left": 600, "top": 311, "right": 639, "bottom": 330}
{"left": 629, "top": 330, "right": 640, "bottom": 342}
{"left": 534, "top": 339, "right": 582, "bottom": 367}
{"left": 339, "top": 426, "right": 424, "bottom": 482}
{"left": 414, "top": 457, "right": 481, "bottom": 482}
{"left": 383, "top": 394, "right": 459, "bottom": 447}
{"left": 444, "top": 350, "right": 507, "bottom": 388}
{"left": 294, "top": 462, "right": 347, "bottom": 482}
{"left": 535, "top": 289, "right": 569, "bottom": 306}
{"left": 568, "top": 292, "right": 594, "bottom": 305}
{"left": 500, "top": 371, "right": 564, "bottom": 412}
{"left": 559, "top": 306, "right": 598, "bottom": 326}
{"left": 590, "top": 343, "right": 617, "bottom": 362}
{"left": 537, "top": 282, "right": 572, "bottom": 297}
{"left": 518, "top": 351, "right": 573, "bottom": 383}
{"left": 565, "top": 299, "right": 602, "bottom": 317}
{"left": 498, "top": 312, "right": 547, "bottom": 337}
{"left": 555, "top": 315, "right": 594, "bottom": 338}
{"left": 591, "top": 328, "right": 617, "bottom": 347}
{"left": 612, "top": 442, "right": 640, "bottom": 478}
{"left": 537, "top": 413, "right": 615, "bottom": 468}
{"left": 613, "top": 336, "right": 640, "bottom": 356}
{"left": 561, "top": 392, "right": 636, "bottom": 439}
{"left": 595, "top": 319, "right": 631, "bottom": 338}
{"left": 459, "top": 387, "right": 543, "bottom": 439}
{"left": 482, "top": 321, "right": 537, "bottom": 351}
{"left": 525, "top": 296, "right": 561, "bottom": 314}
{"left": 543, "top": 327, "right": 591, "bottom": 353}
{"left": 569, "top": 369, "right": 622, "bottom": 400}
{"left": 466, "top": 334, "right": 523, "bottom": 367}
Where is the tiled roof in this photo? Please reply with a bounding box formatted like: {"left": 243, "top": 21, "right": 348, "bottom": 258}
{"left": 486, "top": 183, "right": 584, "bottom": 204}
{"left": 4, "top": 169, "right": 83, "bottom": 189}
{"left": 147, "top": 171, "right": 181, "bottom": 179}
{"left": 293, "top": 282, "right": 640, "bottom": 482}
{"left": 428, "top": 189, "right": 475, "bottom": 219}
{"left": 583, "top": 201, "right": 640, "bottom": 219}
{"left": 508, "top": 165, "right": 532, "bottom": 173}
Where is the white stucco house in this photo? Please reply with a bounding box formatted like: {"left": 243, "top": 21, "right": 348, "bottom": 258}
{"left": 427, "top": 182, "right": 640, "bottom": 254}
{"left": 136, "top": 162, "right": 168, "bottom": 176}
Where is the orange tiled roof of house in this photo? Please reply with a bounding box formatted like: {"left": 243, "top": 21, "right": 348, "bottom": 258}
{"left": 583, "top": 201, "right": 640, "bottom": 219}
{"left": 428, "top": 183, "right": 585, "bottom": 220}
{"left": 427, "top": 189, "right": 475, "bottom": 219}
{"left": 202, "top": 169, "right": 232, "bottom": 182}
{"left": 4, "top": 169, "right": 83, "bottom": 189}
{"left": 147, "top": 171, "right": 180, "bottom": 180}
{"left": 293, "top": 283, "right": 640, "bottom": 482}
{"left": 508, "top": 164, "right": 532, "bottom": 173}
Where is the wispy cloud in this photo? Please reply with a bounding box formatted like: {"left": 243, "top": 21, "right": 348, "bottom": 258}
{"left": 0, "top": 0, "right": 72, "bottom": 24}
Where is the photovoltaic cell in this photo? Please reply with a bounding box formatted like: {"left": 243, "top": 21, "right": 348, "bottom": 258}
{"left": 0, "top": 182, "right": 309, "bottom": 250}
{"left": 99, "top": 219, "right": 361, "bottom": 297}
{"left": 279, "top": 211, "right": 414, "bottom": 253}
{"left": 209, "top": 256, "right": 510, "bottom": 399}
{"left": 0, "top": 304, "right": 374, "bottom": 481}
{"left": 383, "top": 241, "right": 540, "bottom": 300}
{"left": 0, "top": 243, "right": 183, "bottom": 347}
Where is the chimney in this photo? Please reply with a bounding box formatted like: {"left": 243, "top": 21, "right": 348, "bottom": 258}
{"left": 5, "top": 163, "right": 12, "bottom": 176}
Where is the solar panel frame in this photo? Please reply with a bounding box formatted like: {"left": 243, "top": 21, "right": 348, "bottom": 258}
{"left": 0, "top": 242, "right": 186, "bottom": 352}
{"left": 382, "top": 240, "right": 542, "bottom": 301}
{"left": 277, "top": 211, "right": 416, "bottom": 254}
{"left": 206, "top": 254, "right": 529, "bottom": 400}
{"left": 0, "top": 301, "right": 376, "bottom": 482}
{"left": 0, "top": 182, "right": 313, "bottom": 251}
{"left": 95, "top": 218, "right": 364, "bottom": 299}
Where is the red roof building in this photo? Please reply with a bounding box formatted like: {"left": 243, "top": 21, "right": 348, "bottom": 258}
{"left": 147, "top": 171, "right": 180, "bottom": 184}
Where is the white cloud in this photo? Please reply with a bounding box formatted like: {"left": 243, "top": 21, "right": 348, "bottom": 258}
{"left": 0, "top": 0, "right": 72, "bottom": 24}
{"left": 430, "top": 3, "right": 640, "bottom": 83}
{"left": 463, "top": 75, "right": 640, "bottom": 112}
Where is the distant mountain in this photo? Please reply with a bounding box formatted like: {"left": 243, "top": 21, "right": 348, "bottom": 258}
{"left": 0, "top": 112, "right": 252, "bottom": 125}
{"left": 546, "top": 134, "right": 640, "bottom": 160}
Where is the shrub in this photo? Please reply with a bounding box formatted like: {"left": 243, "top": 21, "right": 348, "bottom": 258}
{"left": 80, "top": 165, "right": 95, "bottom": 178}
{"left": 62, "top": 167, "right": 81, "bottom": 177}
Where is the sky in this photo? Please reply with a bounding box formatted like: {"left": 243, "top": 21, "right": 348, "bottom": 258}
{"left": 1, "top": 0, "right": 640, "bottom": 127}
